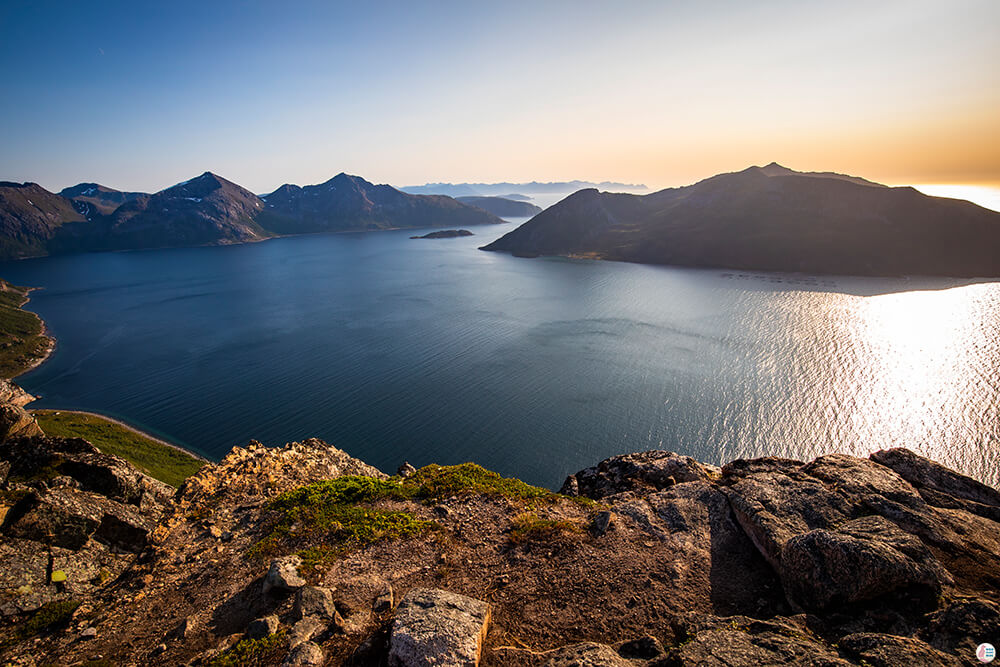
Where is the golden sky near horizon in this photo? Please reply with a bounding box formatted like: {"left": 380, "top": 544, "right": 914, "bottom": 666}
{"left": 1, "top": 1, "right": 998, "bottom": 192}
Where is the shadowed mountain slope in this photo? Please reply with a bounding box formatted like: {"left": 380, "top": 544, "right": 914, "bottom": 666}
{"left": 482, "top": 164, "right": 1000, "bottom": 277}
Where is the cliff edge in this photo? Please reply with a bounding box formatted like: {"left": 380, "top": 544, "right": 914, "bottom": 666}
{"left": 0, "top": 405, "right": 997, "bottom": 665}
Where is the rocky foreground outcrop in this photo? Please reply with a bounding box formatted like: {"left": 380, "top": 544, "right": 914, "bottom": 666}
{"left": 1, "top": 428, "right": 997, "bottom": 665}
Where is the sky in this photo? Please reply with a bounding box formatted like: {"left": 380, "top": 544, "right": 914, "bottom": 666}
{"left": 1, "top": 0, "right": 998, "bottom": 195}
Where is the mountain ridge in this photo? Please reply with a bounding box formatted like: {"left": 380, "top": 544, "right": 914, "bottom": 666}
{"left": 482, "top": 164, "right": 1000, "bottom": 277}
{"left": 0, "top": 172, "right": 504, "bottom": 259}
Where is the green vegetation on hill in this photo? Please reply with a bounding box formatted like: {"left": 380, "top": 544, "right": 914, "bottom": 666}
{"left": 0, "top": 279, "right": 51, "bottom": 378}
{"left": 253, "top": 463, "right": 590, "bottom": 572}
{"left": 32, "top": 410, "right": 204, "bottom": 487}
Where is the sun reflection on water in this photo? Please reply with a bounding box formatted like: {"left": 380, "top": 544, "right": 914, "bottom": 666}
{"left": 817, "top": 284, "right": 999, "bottom": 483}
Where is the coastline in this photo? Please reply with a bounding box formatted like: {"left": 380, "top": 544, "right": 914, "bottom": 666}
{"left": 13, "top": 286, "right": 55, "bottom": 378}
{"left": 6, "top": 281, "right": 209, "bottom": 465}
{"left": 31, "top": 409, "right": 210, "bottom": 463}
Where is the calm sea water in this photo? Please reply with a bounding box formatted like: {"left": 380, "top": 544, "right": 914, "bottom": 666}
{"left": 3, "top": 222, "right": 999, "bottom": 489}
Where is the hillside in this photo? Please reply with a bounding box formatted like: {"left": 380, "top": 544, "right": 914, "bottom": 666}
{"left": 455, "top": 196, "right": 542, "bottom": 217}
{"left": 59, "top": 183, "right": 148, "bottom": 217}
{"left": 261, "top": 173, "right": 503, "bottom": 234}
{"left": 0, "top": 182, "right": 85, "bottom": 258}
{"left": 482, "top": 164, "right": 1000, "bottom": 277}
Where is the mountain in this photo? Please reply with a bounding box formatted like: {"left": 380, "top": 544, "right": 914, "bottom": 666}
{"left": 482, "top": 164, "right": 1000, "bottom": 277}
{"left": 455, "top": 196, "right": 542, "bottom": 217}
{"left": 402, "top": 180, "right": 649, "bottom": 197}
{"left": 0, "top": 182, "right": 85, "bottom": 258}
{"left": 260, "top": 172, "right": 502, "bottom": 233}
{"left": 49, "top": 172, "right": 273, "bottom": 253}
{"left": 59, "top": 183, "right": 148, "bottom": 217}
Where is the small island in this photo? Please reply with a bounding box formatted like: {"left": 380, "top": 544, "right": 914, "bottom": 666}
{"left": 409, "top": 229, "right": 474, "bottom": 239}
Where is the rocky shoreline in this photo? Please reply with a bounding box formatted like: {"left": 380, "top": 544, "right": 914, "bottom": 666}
{"left": 0, "top": 393, "right": 996, "bottom": 665}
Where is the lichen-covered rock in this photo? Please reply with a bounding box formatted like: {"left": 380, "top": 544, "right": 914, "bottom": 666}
{"left": 0, "top": 435, "right": 173, "bottom": 509}
{"left": 561, "top": 450, "right": 719, "bottom": 499}
{"left": 263, "top": 555, "right": 306, "bottom": 595}
{"left": 389, "top": 588, "right": 491, "bottom": 666}
{"left": 174, "top": 438, "right": 386, "bottom": 513}
{"left": 780, "top": 515, "right": 950, "bottom": 611}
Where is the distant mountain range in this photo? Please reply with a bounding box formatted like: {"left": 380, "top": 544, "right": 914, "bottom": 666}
{"left": 455, "top": 196, "right": 541, "bottom": 217}
{"left": 401, "top": 180, "right": 649, "bottom": 198}
{"left": 0, "top": 173, "right": 503, "bottom": 260}
{"left": 482, "top": 163, "right": 1000, "bottom": 277}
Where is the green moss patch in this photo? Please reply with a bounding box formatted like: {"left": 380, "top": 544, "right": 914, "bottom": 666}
{"left": 253, "top": 463, "right": 587, "bottom": 571}
{"left": 207, "top": 629, "right": 287, "bottom": 667}
{"left": 32, "top": 411, "right": 204, "bottom": 487}
{"left": 15, "top": 599, "right": 80, "bottom": 639}
{"left": 509, "top": 512, "right": 582, "bottom": 544}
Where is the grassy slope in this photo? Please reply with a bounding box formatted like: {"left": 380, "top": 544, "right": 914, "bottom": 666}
{"left": 33, "top": 410, "right": 204, "bottom": 487}
{"left": 0, "top": 279, "right": 51, "bottom": 378}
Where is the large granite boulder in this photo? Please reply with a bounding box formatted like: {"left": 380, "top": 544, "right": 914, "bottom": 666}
{"left": 780, "top": 515, "right": 950, "bottom": 611}
{"left": 389, "top": 588, "right": 491, "bottom": 666}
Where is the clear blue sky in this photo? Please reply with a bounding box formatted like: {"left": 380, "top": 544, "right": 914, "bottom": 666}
{"left": 1, "top": 0, "right": 997, "bottom": 193}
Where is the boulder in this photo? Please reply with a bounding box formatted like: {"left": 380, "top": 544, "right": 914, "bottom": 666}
{"left": 282, "top": 640, "right": 324, "bottom": 666}
{"left": 246, "top": 614, "right": 280, "bottom": 639}
{"left": 561, "top": 450, "right": 719, "bottom": 499}
{"left": 263, "top": 555, "right": 306, "bottom": 595}
{"left": 923, "top": 598, "right": 1000, "bottom": 657}
{"left": 389, "top": 588, "right": 490, "bottom": 666}
{"left": 288, "top": 617, "right": 324, "bottom": 648}
{"left": 779, "top": 515, "right": 950, "bottom": 611}
{"left": 667, "top": 614, "right": 853, "bottom": 666}
{"left": 839, "top": 633, "right": 964, "bottom": 667}
{"left": 2, "top": 489, "right": 102, "bottom": 549}
{"left": 294, "top": 585, "right": 336, "bottom": 621}
{"left": 541, "top": 642, "right": 632, "bottom": 666}
{"left": 0, "top": 404, "right": 43, "bottom": 441}
{"left": 0, "top": 379, "right": 36, "bottom": 407}
{"left": 871, "top": 448, "right": 1000, "bottom": 518}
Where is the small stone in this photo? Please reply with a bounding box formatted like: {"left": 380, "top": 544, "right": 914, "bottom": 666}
{"left": 247, "top": 615, "right": 280, "bottom": 639}
{"left": 373, "top": 584, "right": 394, "bottom": 613}
{"left": 80, "top": 626, "right": 98, "bottom": 639}
{"left": 289, "top": 618, "right": 323, "bottom": 647}
{"left": 590, "top": 510, "right": 613, "bottom": 537}
{"left": 263, "top": 555, "right": 306, "bottom": 595}
{"left": 208, "top": 525, "right": 222, "bottom": 539}
{"left": 282, "top": 640, "right": 324, "bottom": 666}
{"left": 397, "top": 462, "right": 417, "bottom": 478}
